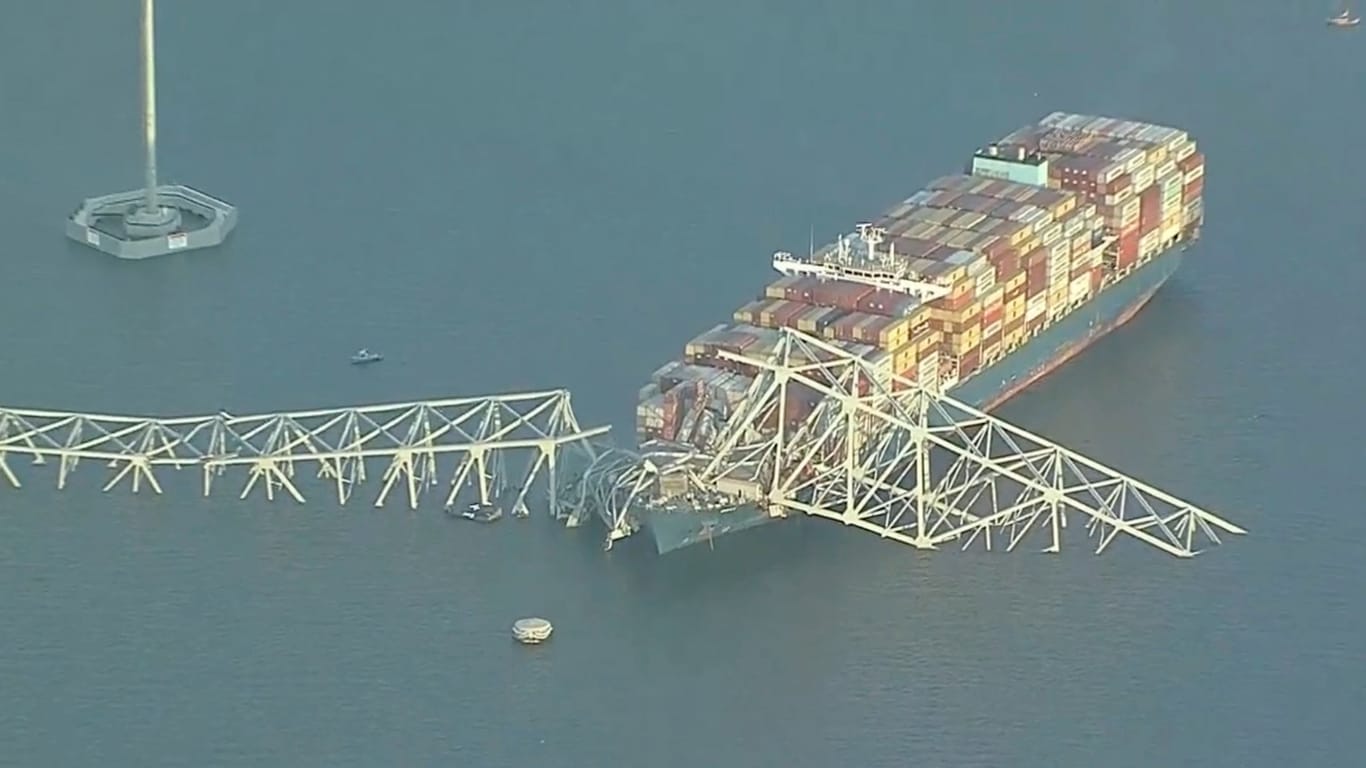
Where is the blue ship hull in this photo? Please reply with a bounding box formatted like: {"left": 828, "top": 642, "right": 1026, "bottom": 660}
{"left": 640, "top": 243, "right": 1187, "bottom": 555}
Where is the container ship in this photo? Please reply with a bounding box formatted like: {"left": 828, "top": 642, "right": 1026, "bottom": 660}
{"left": 633, "top": 112, "right": 1205, "bottom": 554}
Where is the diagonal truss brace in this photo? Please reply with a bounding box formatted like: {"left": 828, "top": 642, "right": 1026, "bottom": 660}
{"left": 1, "top": 390, "right": 609, "bottom": 517}
{"left": 569, "top": 328, "right": 1244, "bottom": 558}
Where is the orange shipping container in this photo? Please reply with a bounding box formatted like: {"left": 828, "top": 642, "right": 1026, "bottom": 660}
{"left": 1139, "top": 186, "right": 1163, "bottom": 230}
{"left": 1183, "top": 176, "right": 1204, "bottom": 202}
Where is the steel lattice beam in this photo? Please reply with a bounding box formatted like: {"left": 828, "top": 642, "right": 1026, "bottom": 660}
{"left": 568, "top": 328, "right": 1244, "bottom": 557}
{"left": 0, "top": 390, "right": 610, "bottom": 515}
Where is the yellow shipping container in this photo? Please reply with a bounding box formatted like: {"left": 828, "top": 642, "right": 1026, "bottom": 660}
{"left": 1053, "top": 194, "right": 1077, "bottom": 219}
{"left": 1005, "top": 295, "right": 1026, "bottom": 324}
{"left": 1004, "top": 271, "right": 1027, "bottom": 294}
{"left": 946, "top": 329, "right": 981, "bottom": 356}
{"left": 1047, "top": 285, "right": 1069, "bottom": 311}
{"left": 863, "top": 315, "right": 912, "bottom": 351}
{"left": 1003, "top": 325, "right": 1028, "bottom": 351}
{"left": 891, "top": 338, "right": 918, "bottom": 375}
{"left": 732, "top": 299, "right": 770, "bottom": 326}
{"left": 1007, "top": 226, "right": 1033, "bottom": 247}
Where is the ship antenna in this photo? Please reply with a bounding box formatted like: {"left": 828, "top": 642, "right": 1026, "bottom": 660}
{"left": 857, "top": 223, "right": 884, "bottom": 267}
{"left": 809, "top": 224, "right": 814, "bottom": 260}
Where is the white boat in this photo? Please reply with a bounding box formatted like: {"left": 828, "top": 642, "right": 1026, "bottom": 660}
{"left": 461, "top": 502, "right": 503, "bottom": 523}
{"left": 350, "top": 348, "right": 383, "bottom": 365}
{"left": 1328, "top": 7, "right": 1360, "bottom": 26}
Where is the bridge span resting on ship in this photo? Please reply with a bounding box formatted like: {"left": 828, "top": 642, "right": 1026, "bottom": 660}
{"left": 1, "top": 353, "right": 1243, "bottom": 558}
{"left": 556, "top": 327, "right": 1245, "bottom": 558}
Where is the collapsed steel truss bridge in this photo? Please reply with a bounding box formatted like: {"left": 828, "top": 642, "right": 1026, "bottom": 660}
{"left": 0, "top": 390, "right": 609, "bottom": 518}
{"left": 559, "top": 328, "right": 1245, "bottom": 557}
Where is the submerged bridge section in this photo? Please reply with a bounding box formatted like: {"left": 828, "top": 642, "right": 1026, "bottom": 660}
{"left": 0, "top": 390, "right": 609, "bottom": 517}
{"left": 559, "top": 328, "right": 1245, "bottom": 557}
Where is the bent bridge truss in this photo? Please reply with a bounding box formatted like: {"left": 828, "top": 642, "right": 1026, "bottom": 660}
{"left": 560, "top": 328, "right": 1245, "bottom": 558}
{"left": 0, "top": 390, "right": 609, "bottom": 518}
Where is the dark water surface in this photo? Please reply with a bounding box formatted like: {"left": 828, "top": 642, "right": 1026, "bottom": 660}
{"left": 2, "top": 1, "right": 1363, "bottom": 765}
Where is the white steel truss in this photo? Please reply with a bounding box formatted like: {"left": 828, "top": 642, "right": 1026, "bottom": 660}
{"left": 565, "top": 328, "right": 1245, "bottom": 557}
{"left": 0, "top": 390, "right": 610, "bottom": 516}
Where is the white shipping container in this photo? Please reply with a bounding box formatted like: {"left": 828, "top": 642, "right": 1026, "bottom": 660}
{"left": 1069, "top": 274, "right": 1090, "bottom": 304}
{"left": 974, "top": 268, "right": 997, "bottom": 296}
{"left": 1161, "top": 222, "right": 1181, "bottom": 243}
{"left": 1133, "top": 165, "right": 1155, "bottom": 192}
{"left": 1100, "top": 161, "right": 1126, "bottom": 184}
{"left": 1184, "top": 164, "right": 1204, "bottom": 184}
{"left": 1048, "top": 240, "right": 1071, "bottom": 261}
{"left": 983, "top": 319, "right": 1003, "bottom": 340}
{"left": 1040, "top": 222, "right": 1064, "bottom": 246}
{"left": 1174, "top": 141, "right": 1196, "bottom": 161}
{"left": 1123, "top": 151, "right": 1147, "bottom": 174}
{"left": 1121, "top": 196, "right": 1141, "bottom": 218}
{"left": 1064, "top": 214, "right": 1087, "bottom": 238}
{"left": 1156, "top": 160, "right": 1179, "bottom": 181}
{"left": 1026, "top": 296, "right": 1047, "bottom": 321}
{"left": 917, "top": 355, "right": 938, "bottom": 381}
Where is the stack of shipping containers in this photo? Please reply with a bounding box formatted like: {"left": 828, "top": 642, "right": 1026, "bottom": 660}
{"left": 636, "top": 113, "right": 1204, "bottom": 446}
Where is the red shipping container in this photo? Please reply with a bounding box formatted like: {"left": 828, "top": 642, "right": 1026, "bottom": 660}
{"left": 996, "top": 261, "right": 1023, "bottom": 286}
{"left": 783, "top": 277, "right": 822, "bottom": 303}
{"left": 1024, "top": 246, "right": 1049, "bottom": 267}
{"left": 1139, "top": 186, "right": 1163, "bottom": 229}
{"left": 1115, "top": 230, "right": 1140, "bottom": 266}
{"left": 982, "top": 305, "right": 1004, "bottom": 327}
{"left": 958, "top": 348, "right": 982, "bottom": 379}
{"left": 1098, "top": 173, "right": 1132, "bottom": 196}
{"left": 772, "top": 300, "right": 812, "bottom": 328}
{"left": 856, "top": 289, "right": 912, "bottom": 317}
{"left": 1183, "top": 177, "right": 1204, "bottom": 201}
{"left": 1026, "top": 263, "right": 1048, "bottom": 292}
{"left": 811, "top": 280, "right": 874, "bottom": 310}
{"left": 1178, "top": 152, "right": 1204, "bottom": 174}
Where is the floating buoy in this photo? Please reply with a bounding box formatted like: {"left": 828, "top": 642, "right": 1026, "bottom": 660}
{"left": 512, "top": 617, "right": 553, "bottom": 644}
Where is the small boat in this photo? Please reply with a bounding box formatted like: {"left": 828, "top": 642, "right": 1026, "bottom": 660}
{"left": 1328, "top": 7, "right": 1360, "bottom": 26}
{"left": 461, "top": 502, "right": 503, "bottom": 523}
{"left": 350, "top": 348, "right": 383, "bottom": 365}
